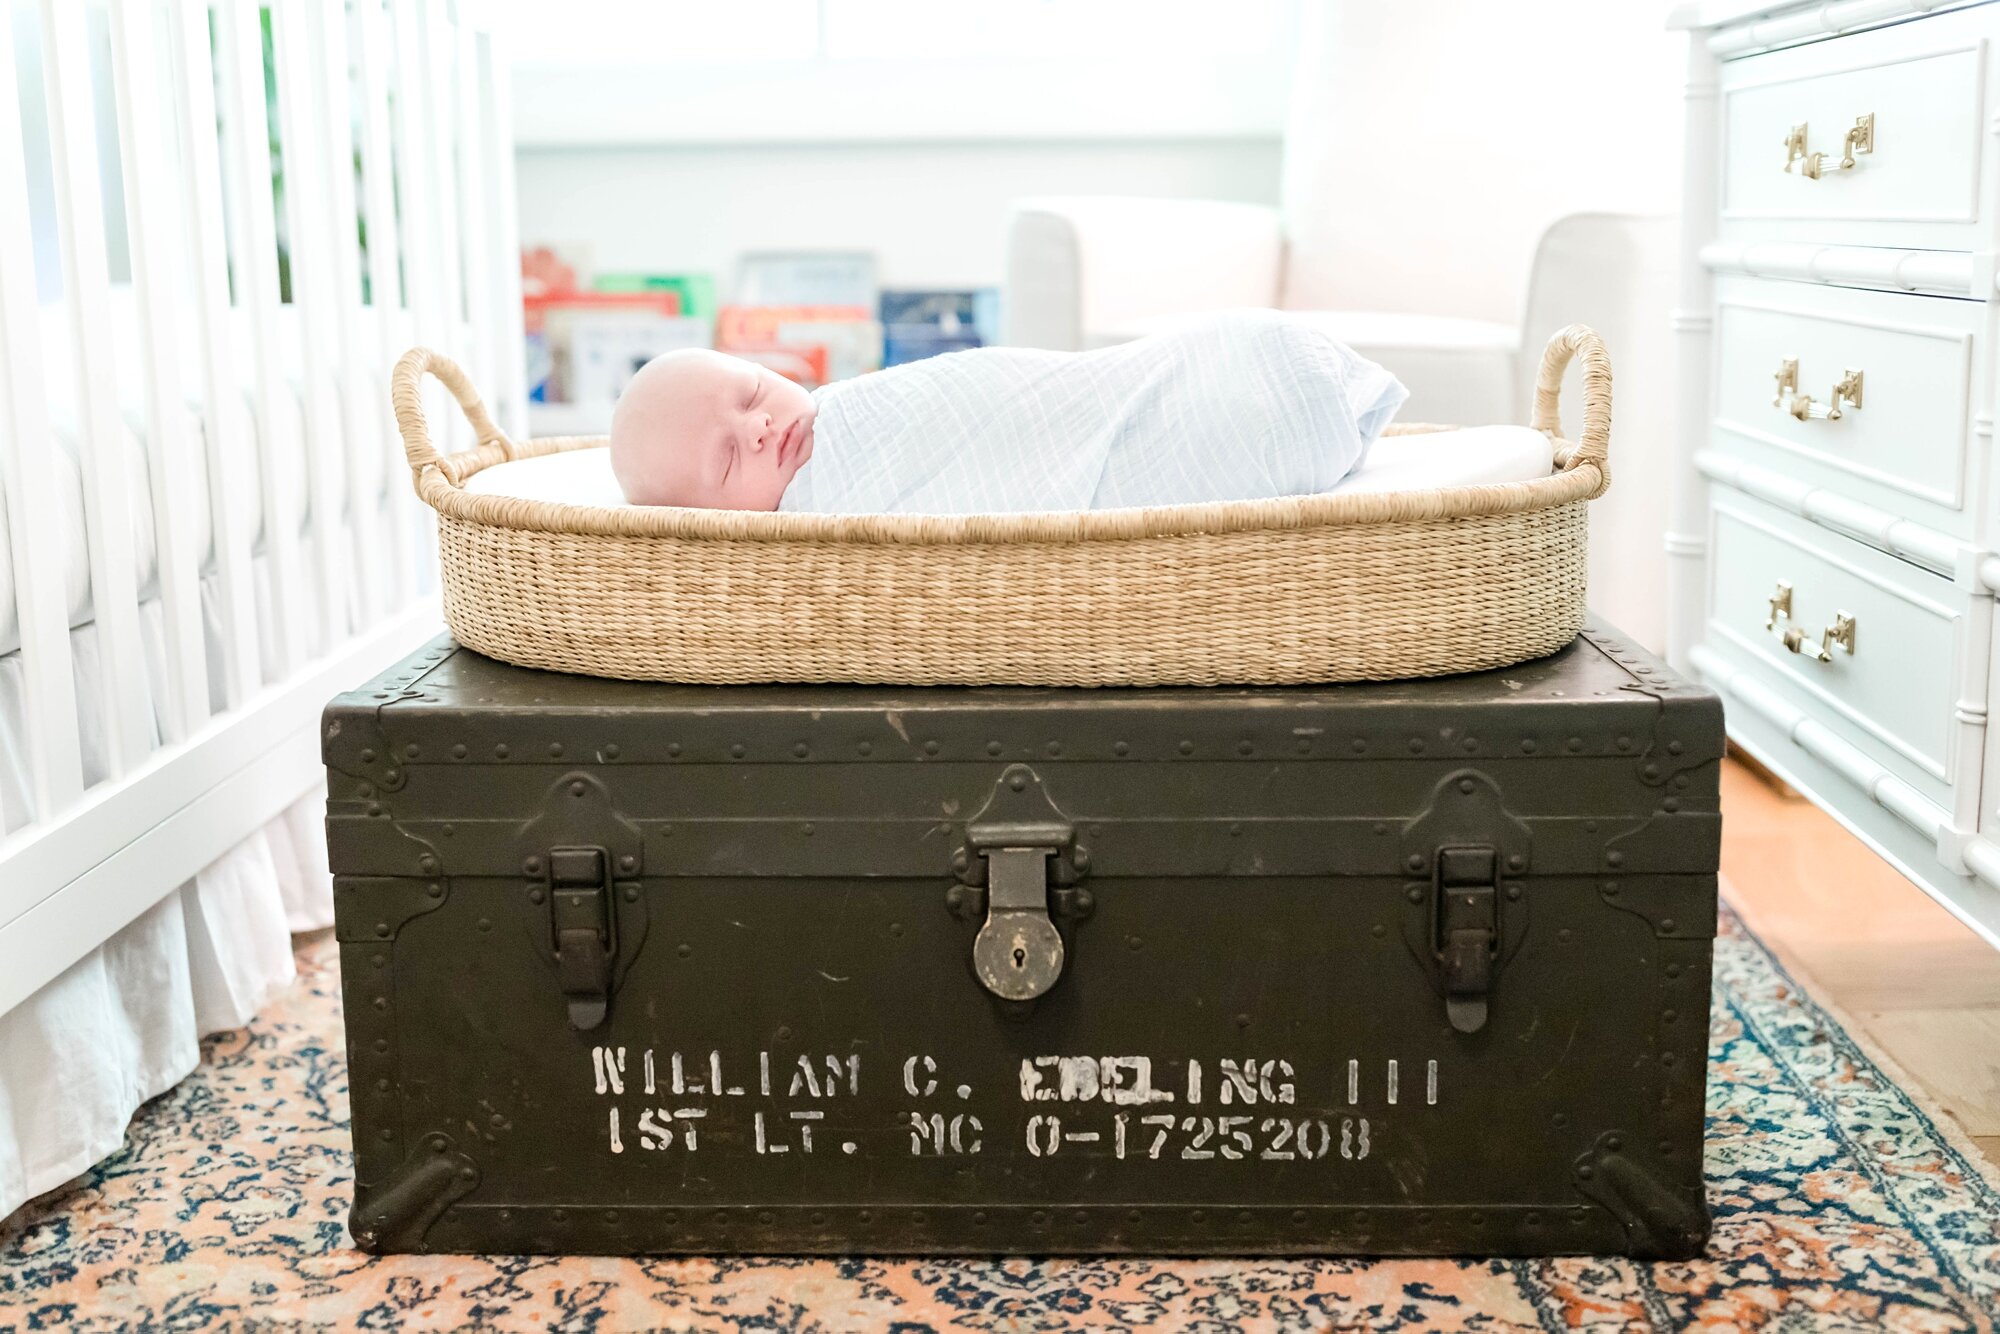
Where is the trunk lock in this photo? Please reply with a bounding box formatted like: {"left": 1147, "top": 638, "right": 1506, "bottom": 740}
{"left": 953, "top": 764, "right": 1089, "bottom": 1003}
{"left": 548, "top": 846, "right": 616, "bottom": 1030}
{"left": 1435, "top": 846, "right": 1499, "bottom": 1034}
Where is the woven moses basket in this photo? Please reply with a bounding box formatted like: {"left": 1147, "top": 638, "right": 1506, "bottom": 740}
{"left": 391, "top": 323, "right": 1612, "bottom": 687}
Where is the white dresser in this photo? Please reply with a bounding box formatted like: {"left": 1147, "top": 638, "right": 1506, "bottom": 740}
{"left": 1669, "top": 0, "right": 2000, "bottom": 947}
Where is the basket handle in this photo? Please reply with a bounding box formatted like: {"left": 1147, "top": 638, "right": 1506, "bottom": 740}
{"left": 1531, "top": 324, "right": 1612, "bottom": 496}
{"left": 392, "top": 346, "right": 516, "bottom": 489}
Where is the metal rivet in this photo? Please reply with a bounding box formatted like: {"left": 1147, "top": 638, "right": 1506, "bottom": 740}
{"left": 1458, "top": 778, "right": 1475, "bottom": 794}
{"left": 973, "top": 1210, "right": 987, "bottom": 1224}
{"left": 1577, "top": 1165, "right": 1594, "bottom": 1180}
{"left": 1567, "top": 737, "right": 1583, "bottom": 752}
{"left": 371, "top": 954, "right": 385, "bottom": 967}
{"left": 375, "top": 921, "right": 391, "bottom": 937}
{"left": 1370, "top": 923, "right": 1386, "bottom": 938}
{"left": 1235, "top": 1013, "right": 1251, "bottom": 1029}
{"left": 925, "top": 740, "right": 940, "bottom": 756}
{"left": 1661, "top": 917, "right": 1677, "bottom": 932}
{"left": 605, "top": 743, "right": 620, "bottom": 760}
{"left": 430, "top": 1135, "right": 448, "bottom": 1151}
{"left": 494, "top": 744, "right": 509, "bottom": 758}
{"left": 379, "top": 1128, "right": 394, "bottom": 1140}
{"left": 669, "top": 742, "right": 682, "bottom": 757}
{"left": 478, "top": 918, "right": 492, "bottom": 932}
{"left": 1661, "top": 1052, "right": 1677, "bottom": 1066}
{"left": 677, "top": 943, "right": 692, "bottom": 957}
{"left": 525, "top": 856, "right": 543, "bottom": 874}
{"left": 1462, "top": 737, "right": 1477, "bottom": 752}
{"left": 1077, "top": 1210, "right": 1090, "bottom": 1224}
{"left": 1114, "top": 741, "right": 1130, "bottom": 756}
{"left": 1665, "top": 964, "right": 1682, "bottom": 979}
{"left": 374, "top": 1039, "right": 389, "bottom": 1053}
{"left": 1674, "top": 774, "right": 1689, "bottom": 790}
{"left": 548, "top": 742, "right": 564, "bottom": 758}
{"left": 858, "top": 1210, "right": 872, "bottom": 1223}
{"left": 554, "top": 1210, "right": 567, "bottom": 1223}
{"left": 1407, "top": 738, "right": 1423, "bottom": 753}
{"left": 986, "top": 741, "right": 1002, "bottom": 756}
{"left": 1351, "top": 738, "right": 1367, "bottom": 753}
{"left": 1603, "top": 881, "right": 1619, "bottom": 895}
{"left": 1237, "top": 741, "right": 1253, "bottom": 756}
{"left": 1406, "top": 886, "right": 1423, "bottom": 902}
{"left": 383, "top": 768, "right": 399, "bottom": 783}
{"left": 570, "top": 780, "right": 586, "bottom": 796}
{"left": 1229, "top": 822, "right": 1242, "bottom": 836}
{"left": 1643, "top": 764, "right": 1661, "bottom": 780}
{"left": 1190, "top": 1210, "right": 1205, "bottom": 1223}
{"left": 1616, "top": 736, "right": 1632, "bottom": 750}
{"left": 731, "top": 744, "right": 746, "bottom": 759}
{"left": 1009, "top": 773, "right": 1028, "bottom": 791}
{"left": 1662, "top": 1009, "right": 1678, "bottom": 1023}
{"left": 1406, "top": 854, "right": 1426, "bottom": 873}
{"left": 889, "top": 923, "right": 904, "bottom": 937}
{"left": 1032, "top": 1211, "right": 1048, "bottom": 1226}
{"left": 801, "top": 823, "right": 814, "bottom": 836}
{"left": 419, "top": 854, "right": 438, "bottom": 873}
{"left": 1606, "top": 1135, "right": 1623, "bottom": 1151}
{"left": 1606, "top": 851, "right": 1624, "bottom": 868}
{"left": 1506, "top": 854, "right": 1525, "bottom": 871}
{"left": 857, "top": 741, "right": 873, "bottom": 756}
{"left": 404, "top": 744, "right": 419, "bottom": 759}
{"left": 623, "top": 886, "right": 639, "bottom": 902}
{"left": 619, "top": 855, "right": 637, "bottom": 872}
{"left": 795, "top": 743, "right": 810, "bottom": 758}
{"left": 452, "top": 744, "right": 467, "bottom": 759}
{"left": 1372, "top": 823, "right": 1387, "bottom": 835}
{"left": 1046, "top": 741, "right": 1061, "bottom": 757}
{"left": 1072, "top": 847, "right": 1090, "bottom": 871}
{"left": 1664, "top": 797, "right": 1680, "bottom": 812}
{"left": 528, "top": 888, "right": 545, "bottom": 904}
{"left": 1127, "top": 935, "right": 1142, "bottom": 951}
{"left": 1526, "top": 1212, "right": 1541, "bottom": 1227}
{"left": 1179, "top": 740, "right": 1195, "bottom": 755}
{"left": 426, "top": 882, "right": 443, "bottom": 898}
{"left": 367, "top": 803, "right": 382, "bottom": 816}
{"left": 1552, "top": 1113, "right": 1568, "bottom": 1127}
{"left": 374, "top": 996, "right": 389, "bottom": 1011}
{"left": 359, "top": 747, "right": 376, "bottom": 762}
{"left": 1558, "top": 928, "right": 1572, "bottom": 942}
{"left": 377, "top": 1078, "right": 391, "bottom": 1091}
{"left": 1668, "top": 740, "right": 1684, "bottom": 755}
{"left": 1506, "top": 885, "right": 1521, "bottom": 900}
{"left": 759, "top": 1211, "right": 774, "bottom": 1226}
{"left": 1520, "top": 739, "right": 1537, "bottom": 753}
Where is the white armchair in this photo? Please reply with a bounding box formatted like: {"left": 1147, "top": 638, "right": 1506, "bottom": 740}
{"left": 1004, "top": 194, "right": 1520, "bottom": 425}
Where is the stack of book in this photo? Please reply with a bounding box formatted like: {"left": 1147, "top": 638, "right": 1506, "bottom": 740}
{"left": 521, "top": 245, "right": 713, "bottom": 409}
{"left": 879, "top": 288, "right": 1001, "bottom": 367}
{"left": 714, "top": 251, "right": 884, "bottom": 390}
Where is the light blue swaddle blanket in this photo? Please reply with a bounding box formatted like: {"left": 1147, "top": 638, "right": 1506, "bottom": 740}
{"left": 776, "top": 310, "right": 1408, "bottom": 516}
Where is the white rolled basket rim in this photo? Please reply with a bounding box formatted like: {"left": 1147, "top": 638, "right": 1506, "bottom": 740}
{"left": 391, "top": 323, "right": 1613, "bottom": 546}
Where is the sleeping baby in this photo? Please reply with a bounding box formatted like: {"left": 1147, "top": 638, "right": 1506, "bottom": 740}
{"left": 608, "top": 310, "right": 1409, "bottom": 516}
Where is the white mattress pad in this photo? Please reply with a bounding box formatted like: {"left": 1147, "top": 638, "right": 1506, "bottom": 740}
{"left": 461, "top": 423, "right": 1559, "bottom": 512}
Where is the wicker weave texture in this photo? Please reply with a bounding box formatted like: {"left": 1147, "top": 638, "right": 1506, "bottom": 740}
{"left": 397, "top": 325, "right": 1613, "bottom": 686}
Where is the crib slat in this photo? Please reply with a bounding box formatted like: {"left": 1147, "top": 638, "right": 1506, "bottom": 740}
{"left": 215, "top": 0, "right": 311, "bottom": 674}
{"left": 474, "top": 19, "right": 528, "bottom": 440}
{"left": 389, "top": 0, "right": 444, "bottom": 589}
{"left": 269, "top": 0, "right": 353, "bottom": 646}
{"left": 310, "top": 0, "right": 390, "bottom": 627}
{"left": 354, "top": 0, "right": 416, "bottom": 608}
{"left": 38, "top": 0, "right": 154, "bottom": 777}
{"left": 107, "top": 0, "right": 211, "bottom": 742}
{"left": 166, "top": 0, "right": 261, "bottom": 710}
{"left": 0, "top": 7, "right": 85, "bottom": 821}
{"left": 453, "top": 7, "right": 495, "bottom": 434}
{"left": 422, "top": 0, "right": 467, "bottom": 405}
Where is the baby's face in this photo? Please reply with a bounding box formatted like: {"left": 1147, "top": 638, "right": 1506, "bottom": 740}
{"left": 609, "top": 349, "right": 817, "bottom": 510}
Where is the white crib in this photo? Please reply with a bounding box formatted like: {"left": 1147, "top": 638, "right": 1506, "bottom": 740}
{"left": 0, "top": 0, "right": 523, "bottom": 1217}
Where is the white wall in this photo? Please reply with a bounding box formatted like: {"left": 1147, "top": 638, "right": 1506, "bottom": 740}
{"left": 1280, "top": 0, "right": 1684, "bottom": 329}
{"left": 514, "top": 138, "right": 1284, "bottom": 297}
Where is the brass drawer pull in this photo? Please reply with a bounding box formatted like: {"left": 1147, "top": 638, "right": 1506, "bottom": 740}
{"left": 1783, "top": 112, "right": 1874, "bottom": 179}
{"left": 1773, "top": 358, "right": 1863, "bottom": 421}
{"left": 1764, "top": 580, "right": 1855, "bottom": 663}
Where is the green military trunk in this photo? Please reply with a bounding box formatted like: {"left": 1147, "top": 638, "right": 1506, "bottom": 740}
{"left": 323, "top": 619, "right": 1722, "bottom": 1258}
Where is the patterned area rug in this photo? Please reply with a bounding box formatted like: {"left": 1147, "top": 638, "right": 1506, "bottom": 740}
{"left": 2, "top": 908, "right": 1998, "bottom": 1332}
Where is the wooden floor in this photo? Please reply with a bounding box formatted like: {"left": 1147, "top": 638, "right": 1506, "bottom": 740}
{"left": 1720, "top": 752, "right": 2000, "bottom": 1170}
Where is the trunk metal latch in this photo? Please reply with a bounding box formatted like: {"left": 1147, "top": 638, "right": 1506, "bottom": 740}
{"left": 1435, "top": 846, "right": 1499, "bottom": 1034}
{"left": 549, "top": 846, "right": 616, "bottom": 1030}
{"left": 952, "top": 765, "right": 1090, "bottom": 1003}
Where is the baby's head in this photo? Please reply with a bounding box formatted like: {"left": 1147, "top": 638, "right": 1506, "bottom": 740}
{"left": 609, "top": 349, "right": 817, "bottom": 510}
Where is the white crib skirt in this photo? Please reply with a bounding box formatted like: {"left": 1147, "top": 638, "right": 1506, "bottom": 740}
{"left": 0, "top": 549, "right": 351, "bottom": 1222}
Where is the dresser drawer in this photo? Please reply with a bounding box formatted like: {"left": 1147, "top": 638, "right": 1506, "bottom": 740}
{"left": 1705, "top": 490, "right": 1967, "bottom": 808}
{"left": 1709, "top": 276, "right": 1978, "bottom": 538}
{"left": 1718, "top": 3, "right": 1999, "bottom": 251}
